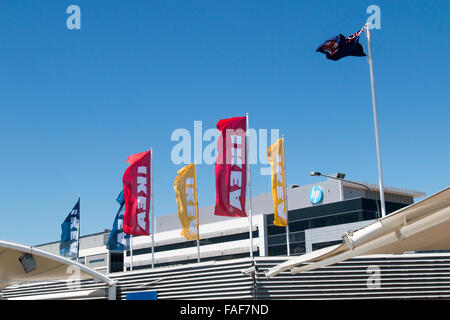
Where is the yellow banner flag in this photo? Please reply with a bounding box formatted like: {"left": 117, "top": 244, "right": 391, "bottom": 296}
{"left": 174, "top": 163, "right": 199, "bottom": 240}
{"left": 267, "top": 138, "right": 288, "bottom": 227}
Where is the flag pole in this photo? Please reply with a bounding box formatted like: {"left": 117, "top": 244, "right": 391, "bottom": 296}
{"left": 281, "top": 136, "right": 290, "bottom": 256}
{"left": 245, "top": 113, "right": 254, "bottom": 259}
{"left": 151, "top": 147, "right": 155, "bottom": 269}
{"left": 130, "top": 235, "right": 133, "bottom": 271}
{"left": 194, "top": 162, "right": 200, "bottom": 263}
{"left": 196, "top": 240, "right": 200, "bottom": 263}
{"left": 364, "top": 23, "right": 387, "bottom": 218}
{"left": 77, "top": 195, "right": 80, "bottom": 262}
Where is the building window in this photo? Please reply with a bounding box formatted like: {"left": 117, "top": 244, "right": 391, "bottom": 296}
{"left": 312, "top": 240, "right": 342, "bottom": 251}
{"left": 288, "top": 220, "right": 309, "bottom": 233}
{"left": 288, "top": 231, "right": 305, "bottom": 243}
{"left": 268, "top": 241, "right": 305, "bottom": 257}
{"left": 290, "top": 242, "right": 306, "bottom": 256}
{"left": 268, "top": 244, "right": 287, "bottom": 256}
{"left": 89, "top": 258, "right": 105, "bottom": 264}
{"left": 267, "top": 234, "right": 287, "bottom": 246}
{"left": 110, "top": 252, "right": 124, "bottom": 273}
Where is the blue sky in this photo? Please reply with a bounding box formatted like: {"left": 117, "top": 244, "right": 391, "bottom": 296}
{"left": 0, "top": 0, "right": 448, "bottom": 245}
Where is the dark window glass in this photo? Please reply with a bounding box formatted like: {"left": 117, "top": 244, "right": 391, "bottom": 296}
{"left": 268, "top": 244, "right": 287, "bottom": 256}
{"left": 290, "top": 242, "right": 306, "bottom": 256}
{"left": 267, "top": 234, "right": 287, "bottom": 246}
{"left": 268, "top": 231, "right": 304, "bottom": 247}
{"left": 266, "top": 224, "right": 286, "bottom": 236}
{"left": 312, "top": 240, "right": 342, "bottom": 251}
{"left": 310, "top": 216, "right": 327, "bottom": 228}
{"left": 288, "top": 220, "right": 309, "bottom": 233}
{"left": 109, "top": 252, "right": 124, "bottom": 273}
{"left": 289, "top": 231, "right": 305, "bottom": 243}
{"left": 89, "top": 258, "right": 105, "bottom": 264}
{"left": 363, "top": 210, "right": 378, "bottom": 220}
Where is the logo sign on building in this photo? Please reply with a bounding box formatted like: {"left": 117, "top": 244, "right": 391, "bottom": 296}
{"left": 309, "top": 186, "right": 324, "bottom": 204}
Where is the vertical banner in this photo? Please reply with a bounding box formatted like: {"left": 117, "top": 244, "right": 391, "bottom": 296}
{"left": 214, "top": 116, "right": 247, "bottom": 217}
{"left": 174, "top": 163, "right": 199, "bottom": 240}
{"left": 106, "top": 191, "right": 130, "bottom": 251}
{"left": 267, "top": 138, "right": 287, "bottom": 227}
{"left": 123, "top": 150, "right": 151, "bottom": 236}
{"left": 60, "top": 198, "right": 80, "bottom": 258}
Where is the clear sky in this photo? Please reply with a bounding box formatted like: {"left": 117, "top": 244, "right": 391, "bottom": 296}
{"left": 0, "top": 0, "right": 448, "bottom": 246}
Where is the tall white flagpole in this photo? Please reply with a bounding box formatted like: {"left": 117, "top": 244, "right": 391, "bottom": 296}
{"left": 130, "top": 235, "right": 133, "bottom": 271}
{"left": 194, "top": 162, "right": 201, "bottom": 263}
{"left": 281, "top": 136, "right": 290, "bottom": 256}
{"left": 151, "top": 148, "right": 155, "bottom": 268}
{"left": 245, "top": 113, "right": 254, "bottom": 259}
{"left": 76, "top": 195, "right": 80, "bottom": 262}
{"left": 196, "top": 240, "right": 200, "bottom": 263}
{"left": 364, "top": 23, "right": 387, "bottom": 217}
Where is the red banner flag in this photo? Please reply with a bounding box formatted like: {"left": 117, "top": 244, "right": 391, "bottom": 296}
{"left": 122, "top": 150, "right": 151, "bottom": 235}
{"left": 214, "top": 116, "right": 247, "bottom": 217}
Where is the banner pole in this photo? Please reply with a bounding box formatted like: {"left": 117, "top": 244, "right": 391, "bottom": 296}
{"left": 130, "top": 235, "right": 133, "bottom": 271}
{"left": 245, "top": 113, "right": 254, "bottom": 259}
{"left": 77, "top": 195, "right": 80, "bottom": 262}
{"left": 364, "top": 24, "right": 386, "bottom": 218}
{"left": 151, "top": 148, "right": 155, "bottom": 269}
{"left": 282, "top": 136, "right": 290, "bottom": 256}
{"left": 197, "top": 240, "right": 201, "bottom": 263}
{"left": 194, "top": 163, "right": 201, "bottom": 263}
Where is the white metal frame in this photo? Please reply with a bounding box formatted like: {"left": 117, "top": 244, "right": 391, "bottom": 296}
{"left": 0, "top": 240, "right": 117, "bottom": 300}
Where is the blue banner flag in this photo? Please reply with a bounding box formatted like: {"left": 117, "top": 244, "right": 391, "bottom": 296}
{"left": 106, "top": 191, "right": 130, "bottom": 251}
{"left": 60, "top": 198, "right": 80, "bottom": 258}
{"left": 316, "top": 27, "right": 366, "bottom": 61}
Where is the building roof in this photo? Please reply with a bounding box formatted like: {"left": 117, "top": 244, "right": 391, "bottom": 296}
{"left": 340, "top": 180, "right": 426, "bottom": 198}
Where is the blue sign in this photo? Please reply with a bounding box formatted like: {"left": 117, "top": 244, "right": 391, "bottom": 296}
{"left": 126, "top": 291, "right": 157, "bottom": 300}
{"left": 309, "top": 186, "right": 324, "bottom": 204}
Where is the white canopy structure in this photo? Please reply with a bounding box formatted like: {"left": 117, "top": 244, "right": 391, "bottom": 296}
{"left": 266, "top": 186, "right": 450, "bottom": 278}
{"left": 0, "top": 240, "right": 117, "bottom": 299}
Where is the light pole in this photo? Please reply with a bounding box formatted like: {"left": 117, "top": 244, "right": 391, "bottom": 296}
{"left": 309, "top": 172, "right": 381, "bottom": 219}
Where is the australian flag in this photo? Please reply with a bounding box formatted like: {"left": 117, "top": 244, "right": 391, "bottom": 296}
{"left": 106, "top": 191, "right": 130, "bottom": 251}
{"left": 316, "top": 27, "right": 366, "bottom": 61}
{"left": 60, "top": 198, "right": 80, "bottom": 258}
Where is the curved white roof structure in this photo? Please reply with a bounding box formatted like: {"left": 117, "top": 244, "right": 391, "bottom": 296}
{"left": 0, "top": 240, "right": 117, "bottom": 299}
{"left": 266, "top": 186, "right": 450, "bottom": 278}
